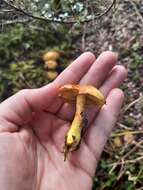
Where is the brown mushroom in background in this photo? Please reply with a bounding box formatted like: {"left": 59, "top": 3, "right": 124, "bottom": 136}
{"left": 58, "top": 84, "right": 106, "bottom": 161}
{"left": 44, "top": 60, "right": 58, "bottom": 70}
{"left": 43, "top": 51, "right": 60, "bottom": 62}
{"left": 46, "top": 71, "right": 58, "bottom": 80}
{"left": 42, "top": 51, "right": 60, "bottom": 80}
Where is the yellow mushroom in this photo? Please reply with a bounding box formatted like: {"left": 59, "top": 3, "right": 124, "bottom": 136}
{"left": 58, "top": 84, "right": 106, "bottom": 161}
{"left": 44, "top": 60, "right": 58, "bottom": 70}
{"left": 43, "top": 51, "right": 60, "bottom": 62}
{"left": 46, "top": 71, "right": 58, "bottom": 80}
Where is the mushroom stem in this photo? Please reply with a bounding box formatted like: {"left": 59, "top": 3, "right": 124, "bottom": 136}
{"left": 70, "top": 94, "right": 86, "bottom": 131}
{"left": 64, "top": 94, "right": 86, "bottom": 161}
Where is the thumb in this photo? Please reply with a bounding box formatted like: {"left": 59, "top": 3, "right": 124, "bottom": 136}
{"left": 0, "top": 83, "right": 57, "bottom": 128}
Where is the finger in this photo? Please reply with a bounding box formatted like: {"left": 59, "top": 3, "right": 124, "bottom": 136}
{"left": 0, "top": 52, "right": 95, "bottom": 128}
{"left": 0, "top": 86, "right": 55, "bottom": 129}
{"left": 80, "top": 51, "right": 117, "bottom": 86}
{"left": 46, "top": 52, "right": 95, "bottom": 113}
{"left": 57, "top": 51, "right": 117, "bottom": 121}
{"left": 54, "top": 52, "right": 95, "bottom": 86}
{"left": 85, "top": 88, "right": 124, "bottom": 161}
{"left": 86, "top": 65, "right": 127, "bottom": 124}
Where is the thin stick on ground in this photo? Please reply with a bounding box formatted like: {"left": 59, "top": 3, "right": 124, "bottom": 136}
{"left": 129, "top": 0, "right": 143, "bottom": 26}
{"left": 111, "top": 156, "right": 143, "bottom": 166}
{"left": 109, "top": 140, "right": 143, "bottom": 173}
{"left": 111, "top": 130, "right": 143, "bottom": 137}
{"left": 122, "top": 95, "right": 143, "bottom": 114}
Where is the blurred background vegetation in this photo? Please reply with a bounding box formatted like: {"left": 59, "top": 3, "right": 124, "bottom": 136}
{"left": 0, "top": 0, "right": 143, "bottom": 189}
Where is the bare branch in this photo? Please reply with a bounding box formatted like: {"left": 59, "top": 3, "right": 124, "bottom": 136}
{"left": 2, "top": 0, "right": 116, "bottom": 24}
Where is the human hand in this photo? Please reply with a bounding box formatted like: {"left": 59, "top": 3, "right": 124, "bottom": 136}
{"left": 0, "top": 52, "right": 127, "bottom": 190}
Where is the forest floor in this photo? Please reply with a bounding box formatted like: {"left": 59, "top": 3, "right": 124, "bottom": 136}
{"left": 80, "top": 0, "right": 143, "bottom": 189}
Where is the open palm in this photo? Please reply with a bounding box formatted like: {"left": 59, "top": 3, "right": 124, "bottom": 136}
{"left": 0, "top": 52, "right": 127, "bottom": 190}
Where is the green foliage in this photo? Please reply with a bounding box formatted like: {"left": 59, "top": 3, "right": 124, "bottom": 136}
{"left": 130, "top": 53, "right": 143, "bottom": 83}
{"left": 0, "top": 22, "right": 72, "bottom": 100}
{"left": 93, "top": 156, "right": 142, "bottom": 190}
{"left": 129, "top": 40, "right": 143, "bottom": 69}
{"left": 125, "top": 116, "right": 136, "bottom": 127}
{"left": 128, "top": 41, "right": 143, "bottom": 85}
{"left": 9, "top": 60, "right": 44, "bottom": 90}
{"left": 130, "top": 53, "right": 142, "bottom": 70}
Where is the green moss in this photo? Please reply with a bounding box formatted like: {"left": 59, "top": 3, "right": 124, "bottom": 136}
{"left": 125, "top": 116, "right": 136, "bottom": 127}
{"left": 0, "top": 22, "right": 72, "bottom": 100}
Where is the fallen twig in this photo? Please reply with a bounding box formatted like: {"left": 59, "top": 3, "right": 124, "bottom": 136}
{"left": 122, "top": 95, "right": 143, "bottom": 114}
{"left": 109, "top": 140, "right": 143, "bottom": 173}
{"left": 123, "top": 140, "right": 143, "bottom": 159}
{"left": 111, "top": 130, "right": 143, "bottom": 137}
{"left": 110, "top": 156, "right": 143, "bottom": 166}
{"left": 129, "top": 0, "right": 143, "bottom": 26}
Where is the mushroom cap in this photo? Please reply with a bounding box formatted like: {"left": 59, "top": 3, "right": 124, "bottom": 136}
{"left": 46, "top": 71, "right": 58, "bottom": 80}
{"left": 58, "top": 84, "right": 106, "bottom": 106}
{"left": 43, "top": 51, "right": 60, "bottom": 61}
{"left": 44, "top": 60, "right": 58, "bottom": 69}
